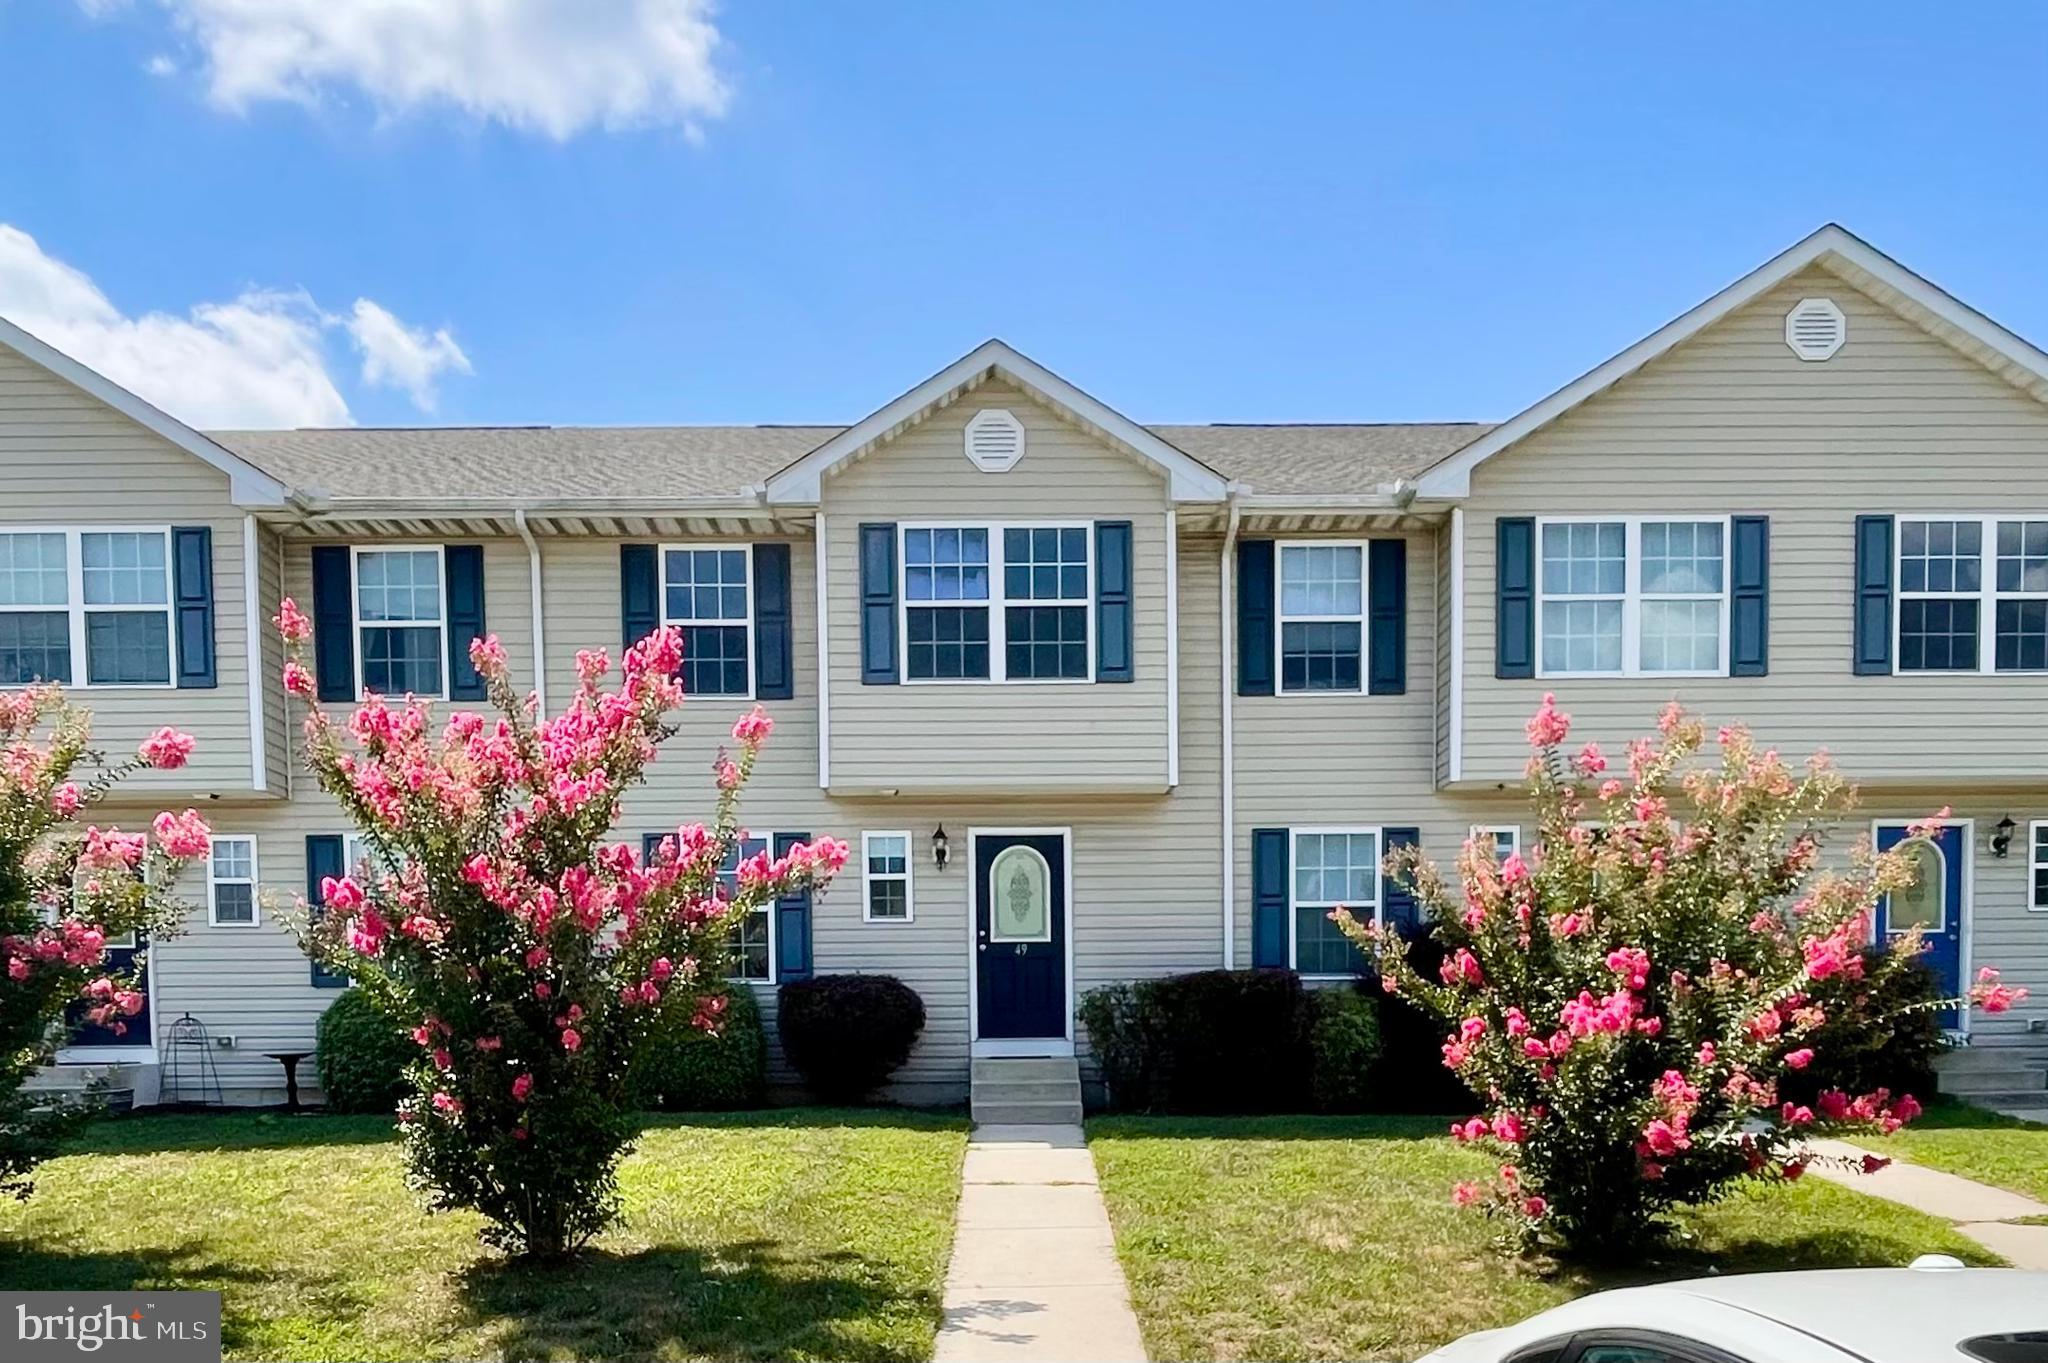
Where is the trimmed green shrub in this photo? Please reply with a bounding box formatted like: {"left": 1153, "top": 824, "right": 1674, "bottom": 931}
{"left": 314, "top": 989, "right": 412, "bottom": 1114}
{"left": 628, "top": 985, "right": 766, "bottom": 1111}
{"left": 1365, "top": 934, "right": 1483, "bottom": 1116}
{"left": 1078, "top": 982, "right": 1156, "bottom": 1110}
{"left": 1308, "top": 985, "right": 1384, "bottom": 1113}
{"left": 1780, "top": 948, "right": 1945, "bottom": 1107}
{"left": 778, "top": 974, "right": 925, "bottom": 1102}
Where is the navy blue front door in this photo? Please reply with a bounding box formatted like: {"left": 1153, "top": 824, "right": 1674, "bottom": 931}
{"left": 64, "top": 934, "right": 152, "bottom": 1047}
{"left": 975, "top": 833, "right": 1066, "bottom": 1040}
{"left": 1877, "top": 822, "right": 1965, "bottom": 1028}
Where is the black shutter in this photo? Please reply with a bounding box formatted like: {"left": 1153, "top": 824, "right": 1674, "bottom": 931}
{"left": 753, "top": 543, "right": 794, "bottom": 700}
{"left": 773, "top": 831, "right": 813, "bottom": 981}
{"left": 1496, "top": 518, "right": 1535, "bottom": 679}
{"left": 1854, "top": 515, "right": 1894, "bottom": 675}
{"left": 445, "top": 544, "right": 487, "bottom": 699}
{"left": 1367, "top": 538, "right": 1407, "bottom": 695}
{"left": 309, "top": 545, "right": 355, "bottom": 702}
{"left": 859, "top": 524, "right": 898, "bottom": 685}
{"left": 1096, "top": 520, "right": 1134, "bottom": 682}
{"left": 1237, "top": 539, "right": 1275, "bottom": 696}
{"left": 171, "top": 525, "right": 216, "bottom": 689}
{"left": 306, "top": 834, "right": 349, "bottom": 989}
{"left": 1251, "top": 827, "right": 1288, "bottom": 968}
{"left": 1383, "top": 827, "right": 1421, "bottom": 935}
{"left": 620, "top": 544, "right": 660, "bottom": 654}
{"left": 1730, "top": 516, "right": 1770, "bottom": 677}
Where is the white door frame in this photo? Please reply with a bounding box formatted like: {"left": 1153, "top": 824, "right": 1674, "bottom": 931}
{"left": 966, "top": 826, "right": 1076, "bottom": 1059}
{"left": 1871, "top": 816, "right": 1974, "bottom": 1038}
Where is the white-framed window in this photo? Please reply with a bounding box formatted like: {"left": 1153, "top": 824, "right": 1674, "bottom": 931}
{"left": 1535, "top": 516, "right": 1730, "bottom": 678}
{"left": 1290, "top": 826, "right": 1380, "bottom": 976}
{"left": 661, "top": 543, "right": 753, "bottom": 696}
{"left": 353, "top": 545, "right": 446, "bottom": 697}
{"left": 1277, "top": 541, "right": 1366, "bottom": 693}
{"left": 207, "top": 836, "right": 259, "bottom": 927}
{"left": 900, "top": 523, "right": 1092, "bottom": 683}
{"left": 1473, "top": 825, "right": 1520, "bottom": 860}
{"left": 717, "top": 834, "right": 778, "bottom": 982}
{"left": 862, "top": 831, "right": 913, "bottom": 922}
{"left": 1897, "top": 515, "right": 2048, "bottom": 673}
{"left": 2031, "top": 821, "right": 2048, "bottom": 913}
{"left": 0, "top": 526, "right": 174, "bottom": 688}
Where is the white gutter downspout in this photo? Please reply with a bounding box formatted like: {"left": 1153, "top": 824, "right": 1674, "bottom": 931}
{"left": 1220, "top": 493, "right": 1243, "bottom": 969}
{"left": 513, "top": 509, "right": 547, "bottom": 716}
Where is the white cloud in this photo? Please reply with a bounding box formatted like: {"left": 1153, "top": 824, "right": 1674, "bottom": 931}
{"left": 119, "top": 0, "right": 732, "bottom": 140}
{"left": 0, "top": 224, "right": 469, "bottom": 428}
{"left": 345, "top": 299, "right": 471, "bottom": 411}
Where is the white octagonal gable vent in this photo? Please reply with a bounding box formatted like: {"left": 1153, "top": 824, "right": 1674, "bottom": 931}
{"left": 964, "top": 408, "right": 1027, "bottom": 472}
{"left": 1785, "top": 297, "right": 1847, "bottom": 362}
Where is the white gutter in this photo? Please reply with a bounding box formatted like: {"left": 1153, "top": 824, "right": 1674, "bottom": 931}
{"left": 1448, "top": 507, "right": 1465, "bottom": 784}
{"left": 1219, "top": 492, "right": 1243, "bottom": 969}
{"left": 815, "top": 515, "right": 831, "bottom": 789}
{"left": 513, "top": 509, "right": 548, "bottom": 716}
{"left": 242, "top": 514, "right": 267, "bottom": 793}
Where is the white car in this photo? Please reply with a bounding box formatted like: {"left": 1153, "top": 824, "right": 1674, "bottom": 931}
{"left": 1418, "top": 1262, "right": 2047, "bottom": 1363}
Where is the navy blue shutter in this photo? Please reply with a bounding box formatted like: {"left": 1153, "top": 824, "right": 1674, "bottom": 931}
{"left": 752, "top": 543, "right": 794, "bottom": 700}
{"left": 1237, "top": 539, "right": 1275, "bottom": 696}
{"left": 1382, "top": 827, "right": 1421, "bottom": 936}
{"left": 309, "top": 545, "right": 355, "bottom": 702}
{"left": 620, "top": 544, "right": 660, "bottom": 653}
{"left": 171, "top": 526, "right": 216, "bottom": 689}
{"left": 1729, "top": 516, "right": 1770, "bottom": 677}
{"left": 1854, "top": 515, "right": 1894, "bottom": 675}
{"left": 1367, "top": 538, "right": 1407, "bottom": 695}
{"left": 306, "top": 835, "right": 349, "bottom": 988}
{"left": 859, "top": 524, "right": 898, "bottom": 684}
{"left": 1496, "top": 518, "right": 1536, "bottom": 679}
{"left": 1096, "top": 520, "right": 1134, "bottom": 682}
{"left": 445, "top": 545, "right": 487, "bottom": 699}
{"left": 773, "top": 831, "right": 813, "bottom": 981}
{"left": 642, "top": 833, "right": 665, "bottom": 863}
{"left": 1251, "top": 827, "right": 1288, "bottom": 968}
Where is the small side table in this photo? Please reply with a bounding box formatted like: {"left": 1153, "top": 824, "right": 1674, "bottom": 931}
{"left": 265, "top": 1051, "right": 314, "bottom": 1112}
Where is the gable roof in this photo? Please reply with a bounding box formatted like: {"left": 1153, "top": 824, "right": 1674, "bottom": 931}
{"left": 1412, "top": 223, "right": 2048, "bottom": 498}
{"left": 0, "top": 315, "right": 289, "bottom": 507}
{"left": 761, "top": 339, "right": 1233, "bottom": 503}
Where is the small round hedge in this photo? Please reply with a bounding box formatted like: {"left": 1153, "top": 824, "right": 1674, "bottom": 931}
{"left": 1308, "top": 986, "right": 1384, "bottom": 1113}
{"left": 777, "top": 974, "right": 926, "bottom": 1102}
{"left": 628, "top": 985, "right": 767, "bottom": 1111}
{"left": 314, "top": 989, "right": 413, "bottom": 1114}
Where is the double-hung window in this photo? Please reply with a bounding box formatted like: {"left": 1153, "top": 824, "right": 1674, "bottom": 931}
{"left": 901, "top": 524, "right": 1092, "bottom": 682}
{"left": 208, "top": 836, "right": 258, "bottom": 927}
{"left": 354, "top": 547, "right": 445, "bottom": 696}
{"left": 2031, "top": 821, "right": 2048, "bottom": 912}
{"left": 0, "top": 528, "right": 174, "bottom": 687}
{"left": 718, "top": 835, "right": 774, "bottom": 982}
{"left": 662, "top": 545, "right": 752, "bottom": 695}
{"left": 1278, "top": 543, "right": 1365, "bottom": 692}
{"left": 1290, "top": 827, "right": 1379, "bottom": 975}
{"left": 1897, "top": 515, "right": 2048, "bottom": 673}
{"left": 1537, "top": 517, "right": 1727, "bottom": 676}
{"left": 1474, "top": 825, "right": 1521, "bottom": 860}
{"left": 862, "top": 832, "right": 913, "bottom": 921}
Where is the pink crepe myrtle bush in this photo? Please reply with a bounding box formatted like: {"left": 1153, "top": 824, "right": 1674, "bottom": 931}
{"left": 0, "top": 690, "right": 204, "bottom": 1197}
{"left": 1339, "top": 696, "right": 2025, "bottom": 1258}
{"left": 277, "top": 599, "right": 847, "bottom": 1260}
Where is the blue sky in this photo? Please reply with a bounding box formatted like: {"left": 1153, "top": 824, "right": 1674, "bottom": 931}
{"left": 1, "top": 3, "right": 2045, "bottom": 430}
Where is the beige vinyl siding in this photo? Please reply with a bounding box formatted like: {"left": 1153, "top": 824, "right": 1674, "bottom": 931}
{"left": 1457, "top": 266, "right": 2048, "bottom": 787}
{"left": 1434, "top": 519, "right": 1453, "bottom": 786}
{"left": 0, "top": 342, "right": 260, "bottom": 794}
{"left": 822, "top": 381, "right": 1173, "bottom": 794}
{"left": 258, "top": 522, "right": 291, "bottom": 794}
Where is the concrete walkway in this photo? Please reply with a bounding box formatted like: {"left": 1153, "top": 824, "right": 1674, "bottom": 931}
{"left": 1806, "top": 1136, "right": 2048, "bottom": 1269}
{"left": 933, "top": 1124, "right": 1148, "bottom": 1363}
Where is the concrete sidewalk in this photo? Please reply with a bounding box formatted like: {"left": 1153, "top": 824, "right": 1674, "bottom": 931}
{"left": 933, "top": 1124, "right": 1148, "bottom": 1363}
{"left": 1806, "top": 1136, "right": 2048, "bottom": 1269}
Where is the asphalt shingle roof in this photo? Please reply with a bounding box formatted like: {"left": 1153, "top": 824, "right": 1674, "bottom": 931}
{"left": 208, "top": 421, "right": 1495, "bottom": 502}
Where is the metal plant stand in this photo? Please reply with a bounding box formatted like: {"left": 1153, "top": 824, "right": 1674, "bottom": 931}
{"left": 159, "top": 1013, "right": 224, "bottom": 1110}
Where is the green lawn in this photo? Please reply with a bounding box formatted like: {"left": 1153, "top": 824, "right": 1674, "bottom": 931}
{"left": 1863, "top": 1097, "right": 2048, "bottom": 1204}
{"left": 0, "top": 1108, "right": 969, "bottom": 1363}
{"left": 1088, "top": 1114, "right": 2002, "bottom": 1363}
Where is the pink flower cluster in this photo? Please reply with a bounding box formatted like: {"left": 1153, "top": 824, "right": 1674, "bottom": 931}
{"left": 1969, "top": 967, "right": 2029, "bottom": 1015}
{"left": 136, "top": 727, "right": 195, "bottom": 771}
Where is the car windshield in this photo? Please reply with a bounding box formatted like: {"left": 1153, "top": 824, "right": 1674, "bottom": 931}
{"left": 1963, "top": 1334, "right": 2048, "bottom": 1363}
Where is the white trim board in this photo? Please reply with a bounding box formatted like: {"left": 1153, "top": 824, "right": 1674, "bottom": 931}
{"left": 1414, "top": 223, "right": 2048, "bottom": 498}
{"left": 763, "top": 339, "right": 1229, "bottom": 504}
{"left": 0, "top": 315, "right": 288, "bottom": 507}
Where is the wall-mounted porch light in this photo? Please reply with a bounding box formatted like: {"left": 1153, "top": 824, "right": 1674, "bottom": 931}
{"left": 932, "top": 825, "right": 951, "bottom": 871}
{"left": 1992, "top": 815, "right": 2017, "bottom": 859}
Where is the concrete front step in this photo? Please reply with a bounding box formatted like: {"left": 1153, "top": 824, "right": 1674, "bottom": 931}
{"left": 1937, "top": 1046, "right": 2048, "bottom": 1073}
{"left": 972, "top": 1079, "right": 1084, "bottom": 1105}
{"left": 971, "top": 1056, "right": 1078, "bottom": 1084}
{"left": 1950, "top": 1089, "right": 2048, "bottom": 1108}
{"left": 972, "top": 1100, "right": 1085, "bottom": 1126}
{"left": 1941, "top": 1069, "right": 2048, "bottom": 1096}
